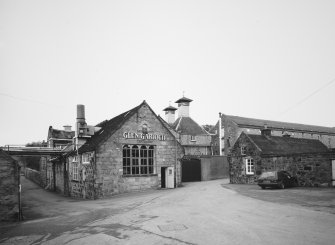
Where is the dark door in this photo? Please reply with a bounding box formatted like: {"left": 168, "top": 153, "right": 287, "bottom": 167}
{"left": 161, "top": 167, "right": 166, "bottom": 188}
{"left": 182, "top": 158, "right": 201, "bottom": 182}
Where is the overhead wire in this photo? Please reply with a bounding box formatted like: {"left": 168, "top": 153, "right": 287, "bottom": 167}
{"left": 279, "top": 77, "right": 335, "bottom": 117}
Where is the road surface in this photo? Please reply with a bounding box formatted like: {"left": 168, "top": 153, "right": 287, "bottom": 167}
{"left": 1, "top": 178, "right": 334, "bottom": 244}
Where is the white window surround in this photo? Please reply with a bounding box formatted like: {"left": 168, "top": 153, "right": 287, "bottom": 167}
{"left": 72, "top": 163, "right": 79, "bottom": 181}
{"left": 72, "top": 156, "right": 79, "bottom": 181}
{"left": 245, "top": 158, "right": 254, "bottom": 175}
{"left": 82, "top": 153, "right": 90, "bottom": 164}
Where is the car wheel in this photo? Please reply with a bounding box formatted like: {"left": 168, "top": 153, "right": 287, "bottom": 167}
{"left": 261, "top": 186, "right": 265, "bottom": 189}
{"left": 280, "top": 182, "right": 285, "bottom": 189}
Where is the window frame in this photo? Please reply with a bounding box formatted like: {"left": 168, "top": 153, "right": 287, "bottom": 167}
{"left": 245, "top": 158, "right": 254, "bottom": 175}
{"left": 72, "top": 156, "right": 79, "bottom": 181}
{"left": 241, "top": 146, "right": 246, "bottom": 155}
{"left": 123, "top": 144, "right": 155, "bottom": 176}
{"left": 190, "top": 135, "right": 196, "bottom": 142}
{"left": 82, "top": 153, "right": 90, "bottom": 164}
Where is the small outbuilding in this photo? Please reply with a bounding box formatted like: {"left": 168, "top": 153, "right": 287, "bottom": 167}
{"left": 229, "top": 128, "right": 334, "bottom": 187}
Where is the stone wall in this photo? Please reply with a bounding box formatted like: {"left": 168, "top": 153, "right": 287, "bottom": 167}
{"left": 94, "top": 104, "right": 183, "bottom": 198}
{"left": 24, "top": 168, "right": 42, "bottom": 186}
{"left": 260, "top": 155, "right": 332, "bottom": 187}
{"left": 39, "top": 156, "right": 47, "bottom": 187}
{"left": 0, "top": 153, "right": 19, "bottom": 221}
{"left": 65, "top": 104, "right": 183, "bottom": 199}
{"left": 55, "top": 162, "right": 64, "bottom": 193}
{"left": 229, "top": 133, "right": 333, "bottom": 186}
{"left": 68, "top": 154, "right": 97, "bottom": 199}
{"left": 201, "top": 156, "right": 229, "bottom": 180}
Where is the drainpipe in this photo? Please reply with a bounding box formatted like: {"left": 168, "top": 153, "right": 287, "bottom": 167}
{"left": 17, "top": 164, "right": 23, "bottom": 221}
{"left": 219, "top": 113, "right": 222, "bottom": 156}
{"left": 175, "top": 136, "right": 177, "bottom": 188}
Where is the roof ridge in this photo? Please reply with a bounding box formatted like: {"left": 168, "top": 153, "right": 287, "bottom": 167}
{"left": 225, "top": 114, "right": 335, "bottom": 133}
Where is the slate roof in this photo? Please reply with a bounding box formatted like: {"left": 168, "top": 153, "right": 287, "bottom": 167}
{"left": 48, "top": 126, "right": 75, "bottom": 139}
{"left": 0, "top": 149, "right": 16, "bottom": 163}
{"left": 225, "top": 115, "right": 335, "bottom": 135}
{"left": 78, "top": 103, "right": 142, "bottom": 153}
{"left": 163, "top": 105, "right": 177, "bottom": 111}
{"left": 172, "top": 117, "right": 209, "bottom": 136}
{"left": 175, "top": 96, "right": 193, "bottom": 103}
{"left": 246, "top": 133, "right": 330, "bottom": 156}
{"left": 78, "top": 101, "right": 180, "bottom": 153}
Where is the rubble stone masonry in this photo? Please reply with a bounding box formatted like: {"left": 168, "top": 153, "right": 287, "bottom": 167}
{"left": 0, "top": 153, "right": 19, "bottom": 221}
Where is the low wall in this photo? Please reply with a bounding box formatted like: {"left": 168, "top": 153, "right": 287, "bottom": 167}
{"left": 25, "top": 168, "right": 42, "bottom": 186}
{"left": 201, "top": 156, "right": 229, "bottom": 181}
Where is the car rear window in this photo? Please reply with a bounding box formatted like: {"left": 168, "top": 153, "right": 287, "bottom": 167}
{"left": 260, "top": 171, "right": 277, "bottom": 178}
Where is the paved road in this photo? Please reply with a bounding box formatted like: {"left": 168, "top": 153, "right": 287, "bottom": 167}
{"left": 1, "top": 178, "right": 335, "bottom": 245}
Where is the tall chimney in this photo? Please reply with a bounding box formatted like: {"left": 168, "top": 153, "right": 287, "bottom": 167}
{"left": 77, "top": 104, "right": 86, "bottom": 124}
{"left": 163, "top": 105, "right": 177, "bottom": 124}
{"left": 261, "top": 124, "right": 271, "bottom": 137}
{"left": 75, "top": 104, "right": 88, "bottom": 149}
{"left": 175, "top": 96, "right": 193, "bottom": 118}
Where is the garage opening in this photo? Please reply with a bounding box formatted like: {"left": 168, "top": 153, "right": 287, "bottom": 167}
{"left": 182, "top": 158, "right": 201, "bottom": 182}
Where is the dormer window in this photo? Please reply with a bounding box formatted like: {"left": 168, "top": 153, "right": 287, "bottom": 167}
{"left": 241, "top": 146, "right": 246, "bottom": 155}
{"left": 191, "top": 136, "right": 196, "bottom": 142}
{"left": 82, "top": 153, "right": 90, "bottom": 164}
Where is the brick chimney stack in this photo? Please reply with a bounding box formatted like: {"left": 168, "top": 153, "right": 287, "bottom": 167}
{"left": 261, "top": 124, "right": 272, "bottom": 137}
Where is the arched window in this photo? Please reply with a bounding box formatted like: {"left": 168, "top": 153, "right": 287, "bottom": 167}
{"left": 123, "top": 145, "right": 155, "bottom": 175}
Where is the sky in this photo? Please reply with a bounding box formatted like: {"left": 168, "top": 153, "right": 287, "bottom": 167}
{"left": 1, "top": 0, "right": 335, "bottom": 146}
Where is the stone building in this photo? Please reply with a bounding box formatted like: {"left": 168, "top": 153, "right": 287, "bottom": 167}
{"left": 0, "top": 149, "right": 20, "bottom": 221}
{"left": 213, "top": 114, "right": 335, "bottom": 156}
{"left": 47, "top": 125, "right": 75, "bottom": 149}
{"left": 163, "top": 96, "right": 212, "bottom": 156}
{"left": 51, "top": 101, "right": 184, "bottom": 199}
{"left": 229, "top": 128, "right": 335, "bottom": 187}
{"left": 162, "top": 96, "right": 227, "bottom": 182}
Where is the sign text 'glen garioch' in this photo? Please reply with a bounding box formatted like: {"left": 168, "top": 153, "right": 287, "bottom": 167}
{"left": 123, "top": 132, "right": 166, "bottom": 141}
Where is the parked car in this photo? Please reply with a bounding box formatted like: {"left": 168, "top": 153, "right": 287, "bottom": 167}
{"left": 257, "top": 171, "right": 298, "bottom": 189}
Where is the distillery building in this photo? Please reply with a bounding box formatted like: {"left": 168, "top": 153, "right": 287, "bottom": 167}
{"left": 162, "top": 96, "right": 227, "bottom": 182}
{"left": 213, "top": 114, "right": 335, "bottom": 156}
{"left": 50, "top": 101, "right": 184, "bottom": 199}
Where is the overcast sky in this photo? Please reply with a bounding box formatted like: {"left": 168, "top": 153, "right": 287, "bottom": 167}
{"left": 1, "top": 0, "right": 335, "bottom": 146}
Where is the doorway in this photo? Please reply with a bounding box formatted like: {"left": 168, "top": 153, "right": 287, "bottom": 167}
{"left": 161, "top": 167, "right": 166, "bottom": 188}
{"left": 181, "top": 158, "right": 201, "bottom": 182}
{"left": 161, "top": 167, "right": 175, "bottom": 188}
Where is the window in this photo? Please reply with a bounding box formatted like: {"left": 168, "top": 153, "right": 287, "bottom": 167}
{"left": 72, "top": 156, "right": 79, "bottom": 181}
{"left": 241, "top": 146, "right": 246, "bottom": 155}
{"left": 82, "top": 153, "right": 90, "bottom": 164}
{"left": 191, "top": 135, "right": 196, "bottom": 142}
{"left": 245, "top": 158, "right": 254, "bottom": 175}
{"left": 123, "top": 145, "right": 154, "bottom": 175}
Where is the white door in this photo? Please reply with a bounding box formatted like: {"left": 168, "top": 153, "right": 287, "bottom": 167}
{"left": 332, "top": 160, "right": 335, "bottom": 187}
{"left": 166, "top": 167, "right": 175, "bottom": 189}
